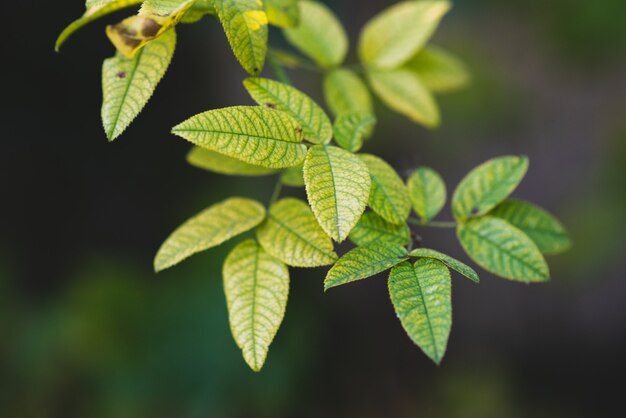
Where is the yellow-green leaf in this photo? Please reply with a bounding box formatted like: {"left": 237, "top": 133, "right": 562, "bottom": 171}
{"left": 106, "top": 0, "right": 194, "bottom": 58}
{"left": 215, "top": 0, "right": 268, "bottom": 75}
{"left": 187, "top": 147, "right": 277, "bottom": 176}
{"left": 154, "top": 197, "right": 266, "bottom": 272}
{"left": 457, "top": 216, "right": 549, "bottom": 282}
{"left": 324, "top": 243, "right": 408, "bottom": 291}
{"left": 243, "top": 77, "right": 332, "bottom": 144}
{"left": 333, "top": 113, "right": 377, "bottom": 153}
{"left": 367, "top": 68, "right": 440, "bottom": 128}
{"left": 280, "top": 164, "right": 305, "bottom": 187}
{"left": 102, "top": 28, "right": 176, "bottom": 141}
{"left": 358, "top": 0, "right": 451, "bottom": 69}
{"left": 388, "top": 259, "right": 452, "bottom": 364}
{"left": 303, "top": 145, "right": 371, "bottom": 242}
{"left": 56, "top": 0, "right": 143, "bottom": 52}
{"left": 490, "top": 199, "right": 571, "bottom": 255}
{"left": 264, "top": 0, "right": 299, "bottom": 27}
{"left": 409, "top": 248, "right": 479, "bottom": 283}
{"left": 349, "top": 212, "right": 410, "bottom": 247}
{"left": 257, "top": 198, "right": 337, "bottom": 267}
{"left": 181, "top": 0, "right": 218, "bottom": 23}
{"left": 452, "top": 155, "right": 529, "bottom": 221}
{"left": 405, "top": 45, "right": 470, "bottom": 93}
{"left": 223, "top": 239, "right": 289, "bottom": 372}
{"left": 359, "top": 154, "right": 411, "bottom": 225}
{"left": 323, "top": 68, "right": 373, "bottom": 116}
{"left": 407, "top": 166, "right": 447, "bottom": 222}
{"left": 283, "top": 1, "right": 348, "bottom": 68}
{"left": 172, "top": 106, "right": 307, "bottom": 169}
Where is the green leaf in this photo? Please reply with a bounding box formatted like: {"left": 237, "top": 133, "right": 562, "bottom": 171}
{"left": 154, "top": 197, "right": 266, "bottom": 272}
{"left": 409, "top": 248, "right": 479, "bottom": 283}
{"left": 359, "top": 154, "right": 411, "bottom": 225}
{"left": 349, "top": 212, "right": 410, "bottom": 247}
{"left": 187, "top": 147, "right": 277, "bottom": 176}
{"left": 102, "top": 28, "right": 176, "bottom": 141}
{"left": 172, "top": 106, "right": 307, "bottom": 169}
{"left": 333, "top": 113, "right": 377, "bottom": 153}
{"left": 388, "top": 259, "right": 452, "bottom": 364}
{"left": 243, "top": 77, "right": 332, "bottom": 144}
{"left": 323, "top": 68, "right": 373, "bottom": 116}
{"left": 280, "top": 164, "right": 305, "bottom": 187}
{"left": 105, "top": 1, "right": 193, "bottom": 58}
{"left": 264, "top": 0, "right": 299, "bottom": 27}
{"left": 283, "top": 1, "right": 348, "bottom": 68}
{"left": 303, "top": 145, "right": 371, "bottom": 242}
{"left": 405, "top": 45, "right": 470, "bottom": 93}
{"left": 56, "top": 0, "right": 143, "bottom": 51}
{"left": 457, "top": 216, "right": 549, "bottom": 282}
{"left": 257, "top": 198, "right": 337, "bottom": 267}
{"left": 214, "top": 0, "right": 268, "bottom": 75}
{"left": 324, "top": 243, "right": 408, "bottom": 290}
{"left": 367, "top": 69, "right": 440, "bottom": 128}
{"left": 452, "top": 155, "right": 529, "bottom": 221}
{"left": 223, "top": 239, "right": 289, "bottom": 372}
{"left": 142, "top": 0, "right": 215, "bottom": 23}
{"left": 407, "top": 166, "right": 447, "bottom": 222}
{"left": 358, "top": 1, "right": 451, "bottom": 69}
{"left": 490, "top": 199, "right": 571, "bottom": 255}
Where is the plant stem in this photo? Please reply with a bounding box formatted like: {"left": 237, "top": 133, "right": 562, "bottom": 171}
{"left": 268, "top": 54, "right": 291, "bottom": 85}
{"left": 407, "top": 218, "right": 457, "bottom": 229}
{"left": 268, "top": 177, "right": 283, "bottom": 207}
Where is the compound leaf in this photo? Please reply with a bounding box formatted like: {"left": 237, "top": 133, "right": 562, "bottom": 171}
{"left": 323, "top": 68, "right": 373, "bottom": 116}
{"left": 359, "top": 154, "right": 411, "bottom": 225}
{"left": 324, "top": 243, "right": 408, "bottom": 290}
{"left": 407, "top": 166, "right": 447, "bottom": 222}
{"left": 333, "top": 113, "right": 377, "bottom": 153}
{"left": 244, "top": 77, "right": 332, "bottom": 144}
{"left": 367, "top": 68, "right": 440, "bottom": 128}
{"left": 257, "top": 198, "right": 337, "bottom": 267}
{"left": 490, "top": 199, "right": 571, "bottom": 255}
{"left": 283, "top": 1, "right": 348, "bottom": 68}
{"left": 172, "top": 106, "right": 307, "bottom": 169}
{"left": 215, "top": 0, "right": 268, "bottom": 75}
{"left": 154, "top": 197, "right": 266, "bottom": 272}
{"left": 56, "top": 0, "right": 143, "bottom": 51}
{"left": 303, "top": 145, "right": 371, "bottom": 242}
{"left": 405, "top": 45, "right": 470, "bottom": 93}
{"left": 102, "top": 28, "right": 176, "bottom": 141}
{"left": 409, "top": 248, "right": 479, "bottom": 283}
{"left": 388, "top": 258, "right": 452, "bottom": 364}
{"left": 349, "top": 211, "right": 410, "bottom": 247}
{"left": 187, "top": 147, "right": 277, "bottom": 176}
{"left": 264, "top": 0, "right": 299, "bottom": 27}
{"left": 452, "top": 155, "right": 528, "bottom": 221}
{"left": 358, "top": 0, "right": 451, "bottom": 69}
{"left": 223, "top": 239, "right": 289, "bottom": 372}
{"left": 457, "top": 216, "right": 549, "bottom": 282}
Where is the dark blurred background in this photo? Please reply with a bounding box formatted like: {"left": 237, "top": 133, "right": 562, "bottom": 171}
{"left": 2, "top": 1, "right": 626, "bottom": 417}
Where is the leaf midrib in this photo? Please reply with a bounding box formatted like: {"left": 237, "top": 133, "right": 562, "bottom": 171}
{"left": 269, "top": 214, "right": 334, "bottom": 260}
{"left": 371, "top": 172, "right": 404, "bottom": 222}
{"left": 407, "top": 263, "right": 439, "bottom": 362}
{"left": 173, "top": 127, "right": 302, "bottom": 145}
{"left": 462, "top": 221, "right": 545, "bottom": 277}
{"left": 108, "top": 47, "right": 144, "bottom": 139}
{"left": 464, "top": 161, "right": 524, "bottom": 217}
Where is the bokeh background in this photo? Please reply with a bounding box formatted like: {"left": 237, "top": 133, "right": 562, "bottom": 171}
{"left": 2, "top": 0, "right": 626, "bottom": 417}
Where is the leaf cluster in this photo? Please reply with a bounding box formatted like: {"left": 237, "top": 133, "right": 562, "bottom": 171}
{"left": 57, "top": 0, "right": 570, "bottom": 370}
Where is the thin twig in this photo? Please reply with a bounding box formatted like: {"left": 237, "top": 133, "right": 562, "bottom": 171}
{"left": 407, "top": 218, "right": 457, "bottom": 228}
